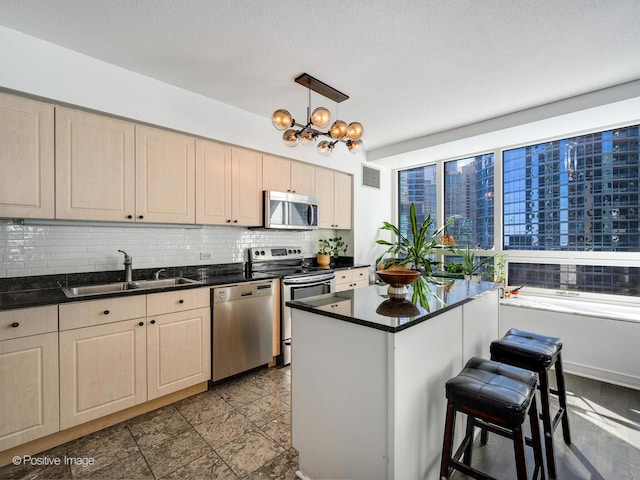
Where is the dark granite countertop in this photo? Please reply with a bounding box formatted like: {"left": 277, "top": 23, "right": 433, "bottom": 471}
{"left": 0, "top": 261, "right": 365, "bottom": 311}
{"left": 287, "top": 279, "right": 498, "bottom": 333}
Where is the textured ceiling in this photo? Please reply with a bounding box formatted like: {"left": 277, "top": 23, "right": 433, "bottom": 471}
{"left": 1, "top": 0, "right": 639, "bottom": 155}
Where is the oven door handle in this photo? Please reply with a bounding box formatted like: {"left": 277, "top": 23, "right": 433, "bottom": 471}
{"left": 283, "top": 273, "right": 335, "bottom": 284}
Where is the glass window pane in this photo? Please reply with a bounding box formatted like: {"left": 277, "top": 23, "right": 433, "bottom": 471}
{"left": 444, "top": 154, "right": 495, "bottom": 249}
{"left": 503, "top": 125, "right": 640, "bottom": 252}
{"left": 398, "top": 165, "right": 437, "bottom": 241}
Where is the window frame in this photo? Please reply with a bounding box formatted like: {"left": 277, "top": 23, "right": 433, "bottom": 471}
{"left": 393, "top": 119, "right": 640, "bottom": 301}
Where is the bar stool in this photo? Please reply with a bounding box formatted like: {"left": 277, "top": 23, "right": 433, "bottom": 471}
{"left": 489, "top": 328, "right": 571, "bottom": 479}
{"left": 440, "top": 357, "right": 545, "bottom": 480}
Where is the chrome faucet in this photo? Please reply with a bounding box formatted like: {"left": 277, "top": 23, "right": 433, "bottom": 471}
{"left": 118, "top": 250, "right": 133, "bottom": 282}
{"left": 153, "top": 269, "right": 166, "bottom": 280}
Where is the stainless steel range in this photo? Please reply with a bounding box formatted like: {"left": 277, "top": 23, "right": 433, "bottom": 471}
{"left": 248, "top": 246, "right": 335, "bottom": 365}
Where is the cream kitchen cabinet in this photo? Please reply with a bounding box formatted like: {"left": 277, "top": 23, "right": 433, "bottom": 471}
{"left": 146, "top": 288, "right": 211, "bottom": 400}
{"left": 334, "top": 267, "right": 369, "bottom": 292}
{"left": 55, "top": 107, "right": 136, "bottom": 221}
{"left": 315, "top": 167, "right": 352, "bottom": 229}
{"left": 0, "top": 92, "right": 54, "bottom": 219}
{"left": 58, "top": 288, "right": 210, "bottom": 429}
{"left": 58, "top": 296, "right": 147, "bottom": 429}
{"left": 196, "top": 139, "right": 263, "bottom": 226}
{"left": 136, "top": 125, "right": 196, "bottom": 224}
{"left": 0, "top": 306, "right": 59, "bottom": 451}
{"left": 263, "top": 155, "right": 316, "bottom": 196}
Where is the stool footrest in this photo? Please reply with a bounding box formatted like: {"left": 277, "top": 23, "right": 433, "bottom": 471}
{"left": 449, "top": 458, "right": 498, "bottom": 480}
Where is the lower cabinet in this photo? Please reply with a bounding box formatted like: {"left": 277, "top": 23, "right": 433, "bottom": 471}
{"left": 59, "top": 317, "right": 147, "bottom": 429}
{"left": 58, "top": 288, "right": 211, "bottom": 430}
{"left": 334, "top": 267, "right": 369, "bottom": 292}
{"left": 147, "top": 307, "right": 211, "bottom": 400}
{"left": 0, "top": 306, "right": 59, "bottom": 451}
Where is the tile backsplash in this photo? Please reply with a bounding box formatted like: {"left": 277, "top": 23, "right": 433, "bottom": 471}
{"left": 0, "top": 219, "right": 329, "bottom": 277}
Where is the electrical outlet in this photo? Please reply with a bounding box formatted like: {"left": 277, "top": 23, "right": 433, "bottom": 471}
{"left": 200, "top": 252, "right": 211, "bottom": 260}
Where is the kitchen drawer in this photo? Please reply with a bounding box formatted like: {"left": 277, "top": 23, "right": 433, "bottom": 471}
{"left": 335, "top": 267, "right": 369, "bottom": 292}
{"left": 59, "top": 295, "right": 146, "bottom": 331}
{"left": 147, "top": 287, "right": 210, "bottom": 316}
{"left": 0, "top": 305, "right": 58, "bottom": 341}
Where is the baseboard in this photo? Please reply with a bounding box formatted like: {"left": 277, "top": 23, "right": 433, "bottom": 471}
{"left": 563, "top": 360, "right": 640, "bottom": 391}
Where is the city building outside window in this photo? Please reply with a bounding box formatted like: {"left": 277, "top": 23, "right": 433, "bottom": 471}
{"left": 396, "top": 123, "right": 640, "bottom": 297}
{"left": 444, "top": 154, "right": 495, "bottom": 249}
{"left": 398, "top": 164, "right": 437, "bottom": 241}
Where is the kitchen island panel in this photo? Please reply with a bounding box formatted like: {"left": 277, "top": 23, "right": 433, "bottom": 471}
{"left": 391, "top": 306, "right": 464, "bottom": 480}
{"left": 290, "top": 281, "right": 499, "bottom": 480}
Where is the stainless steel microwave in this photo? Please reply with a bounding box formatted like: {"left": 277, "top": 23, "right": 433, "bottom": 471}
{"left": 264, "top": 191, "right": 318, "bottom": 230}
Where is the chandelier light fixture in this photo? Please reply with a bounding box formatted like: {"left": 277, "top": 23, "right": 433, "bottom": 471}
{"left": 272, "top": 73, "right": 363, "bottom": 156}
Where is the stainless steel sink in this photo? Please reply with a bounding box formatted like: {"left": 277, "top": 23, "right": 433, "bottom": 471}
{"left": 130, "top": 278, "right": 202, "bottom": 289}
{"left": 62, "top": 277, "right": 202, "bottom": 298}
{"left": 62, "top": 282, "right": 137, "bottom": 297}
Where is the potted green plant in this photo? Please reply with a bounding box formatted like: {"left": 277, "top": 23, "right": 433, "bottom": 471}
{"left": 374, "top": 203, "right": 450, "bottom": 308}
{"left": 450, "top": 245, "right": 495, "bottom": 281}
{"left": 317, "top": 237, "right": 348, "bottom": 266}
{"left": 375, "top": 203, "right": 449, "bottom": 273}
{"left": 486, "top": 253, "right": 506, "bottom": 284}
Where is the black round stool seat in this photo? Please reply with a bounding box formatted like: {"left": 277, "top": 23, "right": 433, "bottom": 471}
{"left": 490, "top": 328, "right": 562, "bottom": 369}
{"left": 490, "top": 328, "right": 571, "bottom": 479}
{"left": 446, "top": 357, "right": 537, "bottom": 426}
{"left": 440, "top": 357, "right": 545, "bottom": 480}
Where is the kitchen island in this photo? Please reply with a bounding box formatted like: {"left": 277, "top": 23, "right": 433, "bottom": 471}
{"left": 287, "top": 279, "right": 499, "bottom": 480}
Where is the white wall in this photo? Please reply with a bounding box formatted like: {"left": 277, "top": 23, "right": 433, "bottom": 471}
{"left": 0, "top": 26, "right": 393, "bottom": 275}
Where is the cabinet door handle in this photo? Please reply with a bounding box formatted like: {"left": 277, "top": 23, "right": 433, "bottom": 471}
{"left": 127, "top": 215, "right": 133, "bottom": 219}
{"left": 233, "top": 219, "right": 238, "bottom": 223}
{"left": 103, "top": 310, "right": 110, "bottom": 315}
{"left": 11, "top": 322, "right": 19, "bottom": 328}
{"left": 138, "top": 215, "right": 144, "bottom": 219}
{"left": 178, "top": 299, "right": 184, "bottom": 304}
{"left": 226, "top": 219, "right": 231, "bottom": 223}
{"left": 150, "top": 320, "right": 156, "bottom": 324}
{"left": 138, "top": 321, "right": 144, "bottom": 327}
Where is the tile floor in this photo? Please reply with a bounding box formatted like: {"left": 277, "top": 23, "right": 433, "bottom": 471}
{"left": 0, "top": 366, "right": 298, "bottom": 480}
{"left": 1, "top": 369, "right": 638, "bottom": 479}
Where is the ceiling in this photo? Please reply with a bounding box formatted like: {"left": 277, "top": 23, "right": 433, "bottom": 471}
{"left": 1, "top": 0, "right": 640, "bottom": 158}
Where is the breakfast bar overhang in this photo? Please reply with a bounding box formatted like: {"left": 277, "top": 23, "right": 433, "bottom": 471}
{"left": 287, "top": 280, "right": 500, "bottom": 480}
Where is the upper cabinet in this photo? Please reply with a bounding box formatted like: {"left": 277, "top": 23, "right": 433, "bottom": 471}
{"left": 0, "top": 92, "right": 353, "bottom": 230}
{"left": 263, "top": 155, "right": 315, "bottom": 196}
{"left": 57, "top": 113, "right": 195, "bottom": 224}
{"left": 56, "top": 107, "right": 135, "bottom": 221}
{"left": 135, "top": 125, "right": 196, "bottom": 224}
{"left": 0, "top": 92, "right": 54, "bottom": 219}
{"left": 316, "top": 167, "right": 352, "bottom": 229}
{"left": 196, "top": 140, "right": 263, "bottom": 226}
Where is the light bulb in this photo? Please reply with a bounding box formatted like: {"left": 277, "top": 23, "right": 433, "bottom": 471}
{"left": 311, "top": 107, "right": 331, "bottom": 128}
{"left": 282, "top": 129, "right": 299, "bottom": 147}
{"left": 317, "top": 140, "right": 333, "bottom": 156}
{"left": 330, "top": 120, "right": 348, "bottom": 140}
{"left": 300, "top": 128, "right": 315, "bottom": 146}
{"left": 346, "top": 139, "right": 363, "bottom": 154}
{"left": 347, "top": 122, "right": 363, "bottom": 140}
{"left": 272, "top": 109, "right": 293, "bottom": 131}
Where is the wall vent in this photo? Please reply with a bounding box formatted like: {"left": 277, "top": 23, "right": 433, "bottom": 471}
{"left": 362, "top": 164, "right": 380, "bottom": 189}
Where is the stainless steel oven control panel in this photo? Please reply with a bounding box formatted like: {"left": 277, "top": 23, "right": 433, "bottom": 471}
{"left": 248, "top": 246, "right": 304, "bottom": 262}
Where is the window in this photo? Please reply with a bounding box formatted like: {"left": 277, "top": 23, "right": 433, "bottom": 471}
{"left": 398, "top": 165, "right": 437, "bottom": 240}
{"left": 444, "top": 154, "right": 495, "bottom": 249}
{"left": 503, "top": 125, "right": 640, "bottom": 252}
{"left": 508, "top": 263, "right": 640, "bottom": 296}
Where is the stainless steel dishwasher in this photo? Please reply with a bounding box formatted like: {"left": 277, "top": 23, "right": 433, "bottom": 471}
{"left": 212, "top": 279, "right": 274, "bottom": 381}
